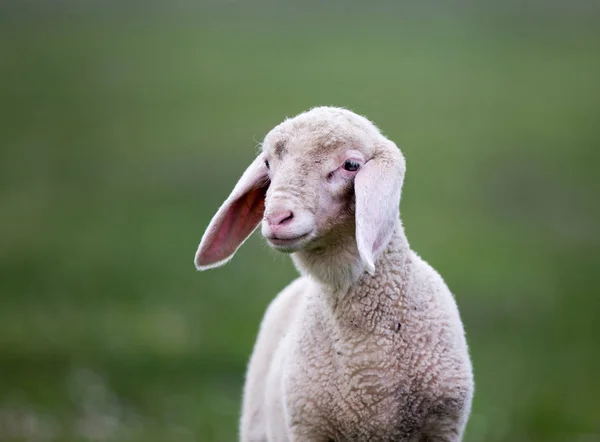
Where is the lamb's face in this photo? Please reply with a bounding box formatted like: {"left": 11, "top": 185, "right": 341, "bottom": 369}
{"left": 194, "top": 106, "right": 405, "bottom": 276}
{"left": 260, "top": 110, "right": 378, "bottom": 254}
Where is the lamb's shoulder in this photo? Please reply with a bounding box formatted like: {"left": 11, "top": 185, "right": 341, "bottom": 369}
{"left": 259, "top": 276, "right": 309, "bottom": 340}
{"left": 402, "top": 250, "right": 472, "bottom": 384}
{"left": 398, "top": 251, "right": 474, "bottom": 438}
{"left": 240, "top": 276, "right": 308, "bottom": 441}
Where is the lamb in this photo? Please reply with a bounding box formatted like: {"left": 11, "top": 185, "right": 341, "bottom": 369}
{"left": 194, "top": 107, "right": 474, "bottom": 441}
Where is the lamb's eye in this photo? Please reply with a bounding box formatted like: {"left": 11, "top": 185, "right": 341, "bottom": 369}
{"left": 343, "top": 159, "right": 360, "bottom": 172}
{"left": 265, "top": 159, "right": 270, "bottom": 169}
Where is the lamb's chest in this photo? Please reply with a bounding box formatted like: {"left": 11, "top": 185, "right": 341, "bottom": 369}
{"left": 283, "top": 336, "right": 425, "bottom": 440}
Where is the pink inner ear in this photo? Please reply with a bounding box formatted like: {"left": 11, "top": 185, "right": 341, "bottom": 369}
{"left": 197, "top": 184, "right": 267, "bottom": 266}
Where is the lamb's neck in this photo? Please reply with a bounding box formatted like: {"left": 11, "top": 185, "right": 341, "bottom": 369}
{"left": 316, "top": 221, "right": 412, "bottom": 335}
{"left": 293, "top": 219, "right": 411, "bottom": 310}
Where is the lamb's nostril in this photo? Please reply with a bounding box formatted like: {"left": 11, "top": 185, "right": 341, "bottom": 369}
{"left": 267, "top": 210, "right": 294, "bottom": 226}
{"left": 280, "top": 211, "right": 294, "bottom": 225}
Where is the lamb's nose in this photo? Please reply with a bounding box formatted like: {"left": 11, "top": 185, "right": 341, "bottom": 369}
{"left": 266, "top": 210, "right": 294, "bottom": 226}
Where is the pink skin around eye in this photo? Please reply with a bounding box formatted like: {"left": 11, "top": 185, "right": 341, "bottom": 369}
{"left": 325, "top": 158, "right": 363, "bottom": 186}
{"left": 323, "top": 151, "right": 367, "bottom": 184}
{"left": 327, "top": 150, "right": 365, "bottom": 178}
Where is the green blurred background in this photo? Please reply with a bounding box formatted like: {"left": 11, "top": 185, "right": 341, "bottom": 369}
{"left": 0, "top": 1, "right": 599, "bottom": 441}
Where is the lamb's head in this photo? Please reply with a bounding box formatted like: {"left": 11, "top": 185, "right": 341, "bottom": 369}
{"left": 194, "top": 107, "right": 406, "bottom": 281}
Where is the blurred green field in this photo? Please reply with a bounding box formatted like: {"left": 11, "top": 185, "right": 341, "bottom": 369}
{"left": 0, "top": 3, "right": 599, "bottom": 441}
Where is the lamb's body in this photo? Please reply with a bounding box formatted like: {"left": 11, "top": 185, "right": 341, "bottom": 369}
{"left": 194, "top": 107, "right": 474, "bottom": 441}
{"left": 242, "top": 224, "right": 472, "bottom": 441}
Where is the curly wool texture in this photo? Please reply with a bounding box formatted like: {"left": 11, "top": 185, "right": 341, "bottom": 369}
{"left": 195, "top": 107, "right": 473, "bottom": 441}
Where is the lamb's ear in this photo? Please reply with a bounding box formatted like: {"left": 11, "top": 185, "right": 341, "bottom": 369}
{"left": 354, "top": 143, "right": 405, "bottom": 275}
{"left": 194, "top": 155, "right": 269, "bottom": 270}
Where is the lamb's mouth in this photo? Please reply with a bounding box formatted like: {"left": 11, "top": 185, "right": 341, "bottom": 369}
{"left": 266, "top": 232, "right": 311, "bottom": 250}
